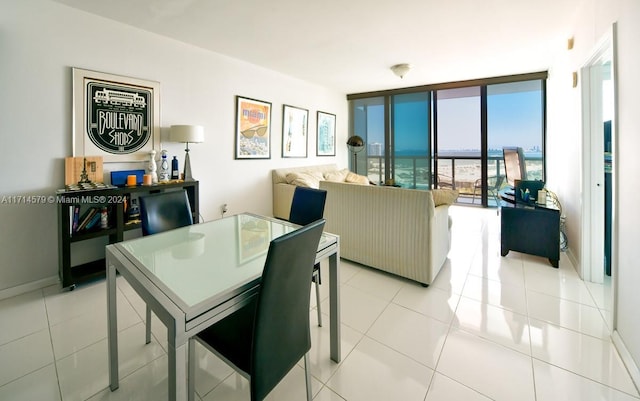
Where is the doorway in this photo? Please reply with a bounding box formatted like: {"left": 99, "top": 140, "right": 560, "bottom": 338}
{"left": 580, "top": 24, "right": 617, "bottom": 316}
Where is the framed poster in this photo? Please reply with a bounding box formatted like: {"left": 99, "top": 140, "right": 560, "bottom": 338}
{"left": 316, "top": 111, "right": 336, "bottom": 156}
{"left": 235, "top": 96, "right": 271, "bottom": 159}
{"left": 72, "top": 68, "right": 160, "bottom": 163}
{"left": 282, "top": 104, "right": 308, "bottom": 158}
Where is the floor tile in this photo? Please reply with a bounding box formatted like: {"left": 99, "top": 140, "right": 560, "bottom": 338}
{"left": 0, "top": 329, "right": 54, "bottom": 387}
{"left": 201, "top": 364, "right": 322, "bottom": 401}
{"left": 533, "top": 358, "right": 640, "bottom": 400}
{"left": 526, "top": 289, "right": 610, "bottom": 339}
{"left": 304, "top": 310, "right": 364, "bottom": 382}
{"left": 0, "top": 290, "right": 48, "bottom": 346}
{"left": 344, "top": 266, "right": 405, "bottom": 302}
{"left": 56, "top": 323, "right": 164, "bottom": 401}
{"left": 321, "top": 285, "right": 388, "bottom": 333}
{"left": 49, "top": 294, "right": 141, "bottom": 360}
{"left": 453, "top": 296, "right": 530, "bottom": 355}
{"left": 0, "top": 364, "right": 61, "bottom": 401}
{"left": 437, "top": 328, "right": 535, "bottom": 401}
{"left": 529, "top": 318, "right": 638, "bottom": 395}
{"left": 326, "top": 336, "right": 432, "bottom": 401}
{"left": 461, "top": 274, "right": 528, "bottom": 315}
{"left": 367, "top": 303, "right": 449, "bottom": 368}
{"left": 425, "top": 372, "right": 492, "bottom": 401}
{"left": 392, "top": 282, "right": 459, "bottom": 324}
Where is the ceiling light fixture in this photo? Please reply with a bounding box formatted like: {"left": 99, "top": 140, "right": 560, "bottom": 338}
{"left": 390, "top": 63, "right": 411, "bottom": 79}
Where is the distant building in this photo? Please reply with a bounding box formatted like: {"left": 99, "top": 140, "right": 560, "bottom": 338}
{"left": 369, "top": 142, "right": 383, "bottom": 156}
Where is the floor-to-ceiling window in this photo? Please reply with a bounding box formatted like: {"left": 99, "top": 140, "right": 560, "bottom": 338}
{"left": 347, "top": 72, "right": 547, "bottom": 207}
{"left": 392, "top": 93, "right": 430, "bottom": 189}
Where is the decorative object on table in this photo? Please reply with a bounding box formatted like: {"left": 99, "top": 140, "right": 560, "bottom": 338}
{"left": 159, "top": 150, "right": 170, "bottom": 182}
{"left": 72, "top": 68, "right": 160, "bottom": 163}
{"left": 235, "top": 96, "right": 271, "bottom": 159}
{"left": 316, "top": 111, "right": 336, "bottom": 156}
{"left": 282, "top": 104, "right": 308, "bottom": 158}
{"left": 110, "top": 169, "right": 145, "bottom": 187}
{"left": 169, "top": 125, "right": 204, "bottom": 180}
{"left": 346, "top": 135, "right": 365, "bottom": 174}
{"left": 65, "top": 156, "right": 103, "bottom": 185}
{"left": 148, "top": 150, "right": 158, "bottom": 184}
{"left": 171, "top": 156, "right": 179, "bottom": 180}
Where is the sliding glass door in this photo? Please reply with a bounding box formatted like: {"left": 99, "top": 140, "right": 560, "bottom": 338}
{"left": 347, "top": 72, "right": 546, "bottom": 207}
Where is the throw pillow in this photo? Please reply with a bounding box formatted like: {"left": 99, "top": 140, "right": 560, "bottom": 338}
{"left": 285, "top": 171, "right": 323, "bottom": 188}
{"left": 432, "top": 188, "right": 459, "bottom": 206}
{"left": 344, "top": 172, "right": 370, "bottom": 185}
{"left": 324, "top": 168, "right": 350, "bottom": 182}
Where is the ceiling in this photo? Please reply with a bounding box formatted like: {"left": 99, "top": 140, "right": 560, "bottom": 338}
{"left": 52, "top": 0, "right": 580, "bottom": 94}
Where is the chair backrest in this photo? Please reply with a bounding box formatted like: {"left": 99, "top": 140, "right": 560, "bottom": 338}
{"left": 139, "top": 190, "right": 194, "bottom": 236}
{"left": 289, "top": 186, "right": 327, "bottom": 226}
{"left": 251, "top": 219, "right": 325, "bottom": 401}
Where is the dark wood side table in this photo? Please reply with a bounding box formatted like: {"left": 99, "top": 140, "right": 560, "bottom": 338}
{"left": 499, "top": 193, "right": 560, "bottom": 268}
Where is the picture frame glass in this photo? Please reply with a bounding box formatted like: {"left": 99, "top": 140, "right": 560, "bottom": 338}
{"left": 282, "top": 104, "right": 308, "bottom": 158}
{"left": 72, "top": 68, "right": 160, "bottom": 163}
{"left": 317, "top": 111, "right": 336, "bottom": 156}
{"left": 235, "top": 96, "right": 271, "bottom": 159}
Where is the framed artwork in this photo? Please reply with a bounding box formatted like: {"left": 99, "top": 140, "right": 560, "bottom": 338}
{"left": 72, "top": 68, "right": 160, "bottom": 163}
{"left": 282, "top": 104, "right": 308, "bottom": 158}
{"left": 235, "top": 96, "right": 271, "bottom": 159}
{"left": 316, "top": 111, "right": 336, "bottom": 156}
{"left": 237, "top": 214, "right": 271, "bottom": 265}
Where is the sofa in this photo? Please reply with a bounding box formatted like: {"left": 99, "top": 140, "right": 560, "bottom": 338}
{"left": 271, "top": 164, "right": 455, "bottom": 285}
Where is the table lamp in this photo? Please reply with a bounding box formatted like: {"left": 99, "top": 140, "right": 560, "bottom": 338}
{"left": 169, "top": 125, "right": 204, "bottom": 181}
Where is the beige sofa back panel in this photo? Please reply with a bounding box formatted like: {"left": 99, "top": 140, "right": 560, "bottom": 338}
{"left": 320, "top": 181, "right": 444, "bottom": 284}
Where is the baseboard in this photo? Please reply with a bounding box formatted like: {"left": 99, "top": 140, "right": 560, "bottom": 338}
{"left": 565, "top": 247, "right": 580, "bottom": 275}
{"left": 612, "top": 330, "right": 640, "bottom": 393}
{"left": 0, "top": 276, "right": 60, "bottom": 301}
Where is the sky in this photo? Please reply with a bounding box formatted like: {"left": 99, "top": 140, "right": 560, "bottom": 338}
{"left": 357, "top": 83, "right": 543, "bottom": 155}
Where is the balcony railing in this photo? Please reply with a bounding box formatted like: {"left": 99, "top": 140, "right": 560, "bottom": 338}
{"left": 365, "top": 153, "right": 543, "bottom": 206}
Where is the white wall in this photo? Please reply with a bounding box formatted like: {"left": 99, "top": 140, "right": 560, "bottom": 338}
{"left": 0, "top": 0, "right": 347, "bottom": 293}
{"left": 546, "top": 0, "right": 640, "bottom": 381}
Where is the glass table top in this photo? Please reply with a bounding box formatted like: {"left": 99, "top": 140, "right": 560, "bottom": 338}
{"left": 116, "top": 213, "right": 334, "bottom": 310}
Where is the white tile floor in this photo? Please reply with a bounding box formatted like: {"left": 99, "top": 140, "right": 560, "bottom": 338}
{"left": 1, "top": 206, "right": 639, "bottom": 400}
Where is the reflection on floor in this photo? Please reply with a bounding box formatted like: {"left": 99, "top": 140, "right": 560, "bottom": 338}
{"left": 0, "top": 206, "right": 636, "bottom": 401}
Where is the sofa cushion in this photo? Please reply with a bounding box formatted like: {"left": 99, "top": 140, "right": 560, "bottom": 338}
{"left": 432, "top": 188, "right": 459, "bottom": 206}
{"left": 344, "top": 172, "right": 370, "bottom": 185}
{"left": 324, "top": 168, "right": 350, "bottom": 183}
{"left": 285, "top": 171, "right": 324, "bottom": 188}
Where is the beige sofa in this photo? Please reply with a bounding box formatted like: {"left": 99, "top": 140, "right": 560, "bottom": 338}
{"left": 272, "top": 163, "right": 342, "bottom": 220}
{"left": 271, "top": 164, "right": 453, "bottom": 285}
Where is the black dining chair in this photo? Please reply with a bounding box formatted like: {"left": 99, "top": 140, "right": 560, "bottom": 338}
{"left": 288, "top": 186, "right": 327, "bottom": 326}
{"left": 188, "top": 219, "right": 325, "bottom": 401}
{"left": 138, "top": 190, "right": 194, "bottom": 343}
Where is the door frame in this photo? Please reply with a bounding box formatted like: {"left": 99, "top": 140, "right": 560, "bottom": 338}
{"left": 580, "top": 23, "right": 618, "bottom": 315}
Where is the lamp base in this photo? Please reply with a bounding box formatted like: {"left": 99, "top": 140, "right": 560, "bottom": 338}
{"left": 183, "top": 148, "right": 195, "bottom": 181}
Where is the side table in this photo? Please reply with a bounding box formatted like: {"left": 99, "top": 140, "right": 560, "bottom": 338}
{"left": 500, "top": 200, "right": 560, "bottom": 268}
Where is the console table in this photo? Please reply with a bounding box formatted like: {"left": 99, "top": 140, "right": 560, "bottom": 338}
{"left": 500, "top": 196, "right": 560, "bottom": 268}
{"left": 57, "top": 181, "right": 199, "bottom": 289}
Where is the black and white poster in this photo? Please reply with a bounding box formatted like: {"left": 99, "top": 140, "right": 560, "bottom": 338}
{"left": 73, "top": 68, "right": 160, "bottom": 162}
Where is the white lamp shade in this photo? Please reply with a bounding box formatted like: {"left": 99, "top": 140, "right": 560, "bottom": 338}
{"left": 169, "top": 125, "right": 204, "bottom": 143}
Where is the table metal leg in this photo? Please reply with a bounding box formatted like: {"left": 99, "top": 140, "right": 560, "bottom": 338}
{"left": 328, "top": 252, "right": 341, "bottom": 363}
{"left": 107, "top": 257, "right": 119, "bottom": 391}
{"left": 168, "top": 336, "right": 188, "bottom": 401}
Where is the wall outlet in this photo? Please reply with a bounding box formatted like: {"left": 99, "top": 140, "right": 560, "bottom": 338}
{"left": 221, "top": 203, "right": 228, "bottom": 216}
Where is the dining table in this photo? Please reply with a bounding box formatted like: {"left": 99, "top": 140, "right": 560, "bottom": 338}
{"left": 106, "top": 213, "right": 340, "bottom": 401}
